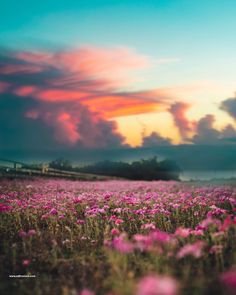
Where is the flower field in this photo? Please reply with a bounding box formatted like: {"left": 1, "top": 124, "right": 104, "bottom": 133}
{"left": 0, "top": 179, "right": 236, "bottom": 295}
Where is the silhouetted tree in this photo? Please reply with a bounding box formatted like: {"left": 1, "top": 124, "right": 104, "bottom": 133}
{"left": 78, "top": 157, "right": 180, "bottom": 180}
{"left": 49, "top": 158, "right": 72, "bottom": 171}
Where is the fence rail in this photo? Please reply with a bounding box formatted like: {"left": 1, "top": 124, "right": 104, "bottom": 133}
{"left": 0, "top": 158, "right": 110, "bottom": 180}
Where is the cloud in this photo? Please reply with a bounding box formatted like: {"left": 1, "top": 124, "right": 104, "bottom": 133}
{"left": 0, "top": 46, "right": 172, "bottom": 149}
{"left": 0, "top": 81, "right": 9, "bottom": 93}
{"left": 0, "top": 93, "right": 126, "bottom": 150}
{"left": 15, "top": 46, "right": 149, "bottom": 86}
{"left": 191, "top": 114, "right": 236, "bottom": 144}
{"left": 169, "top": 102, "right": 195, "bottom": 141}
{"left": 191, "top": 115, "right": 220, "bottom": 144}
{"left": 24, "top": 100, "right": 126, "bottom": 148}
{"left": 0, "top": 47, "right": 169, "bottom": 117}
{"left": 168, "top": 97, "right": 236, "bottom": 145}
{"left": 220, "top": 96, "right": 236, "bottom": 121}
{"left": 141, "top": 132, "right": 173, "bottom": 147}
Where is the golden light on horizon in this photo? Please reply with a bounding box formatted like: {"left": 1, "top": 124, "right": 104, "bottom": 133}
{"left": 114, "top": 112, "right": 180, "bottom": 147}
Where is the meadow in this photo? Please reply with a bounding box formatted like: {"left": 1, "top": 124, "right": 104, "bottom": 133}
{"left": 0, "top": 179, "right": 236, "bottom": 295}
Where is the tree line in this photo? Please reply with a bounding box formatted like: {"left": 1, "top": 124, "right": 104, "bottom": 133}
{"left": 49, "top": 157, "right": 181, "bottom": 181}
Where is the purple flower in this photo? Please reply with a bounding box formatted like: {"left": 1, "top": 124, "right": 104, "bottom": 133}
{"left": 49, "top": 208, "right": 58, "bottom": 215}
{"left": 27, "top": 229, "right": 36, "bottom": 236}
{"left": 19, "top": 230, "right": 27, "bottom": 238}
{"left": 221, "top": 270, "right": 236, "bottom": 291}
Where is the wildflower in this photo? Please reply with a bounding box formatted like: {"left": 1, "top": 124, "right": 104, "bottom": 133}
{"left": 113, "top": 234, "right": 133, "bottom": 253}
{"left": 80, "top": 289, "right": 94, "bottom": 295}
{"left": 19, "top": 230, "right": 27, "bottom": 238}
{"left": 137, "top": 275, "right": 179, "bottom": 295}
{"left": 190, "top": 229, "right": 204, "bottom": 236}
{"left": 77, "top": 219, "right": 85, "bottom": 225}
{"left": 0, "top": 203, "right": 12, "bottom": 212}
{"left": 219, "top": 215, "right": 233, "bottom": 232}
{"left": 151, "top": 230, "right": 172, "bottom": 244}
{"left": 49, "top": 208, "right": 58, "bottom": 215}
{"left": 103, "top": 239, "right": 112, "bottom": 247}
{"left": 111, "top": 228, "right": 120, "bottom": 236}
{"left": 174, "top": 227, "right": 191, "bottom": 238}
{"left": 133, "top": 234, "right": 152, "bottom": 251}
{"left": 209, "top": 245, "right": 223, "bottom": 254}
{"left": 41, "top": 214, "right": 49, "bottom": 220}
{"left": 27, "top": 229, "right": 36, "bottom": 236}
{"left": 141, "top": 223, "right": 156, "bottom": 230}
{"left": 198, "top": 217, "right": 221, "bottom": 230}
{"left": 22, "top": 259, "right": 30, "bottom": 267}
{"left": 221, "top": 270, "right": 236, "bottom": 291}
{"left": 115, "top": 218, "right": 124, "bottom": 225}
{"left": 177, "top": 241, "right": 205, "bottom": 259}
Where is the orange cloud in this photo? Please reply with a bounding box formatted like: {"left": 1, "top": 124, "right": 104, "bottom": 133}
{"left": 0, "top": 46, "right": 171, "bottom": 146}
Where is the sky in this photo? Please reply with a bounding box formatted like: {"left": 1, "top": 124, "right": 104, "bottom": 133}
{"left": 1, "top": 0, "right": 236, "bottom": 150}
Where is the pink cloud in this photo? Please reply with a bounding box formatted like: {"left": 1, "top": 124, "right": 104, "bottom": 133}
{"left": 14, "top": 86, "right": 38, "bottom": 97}
{"left": 169, "top": 102, "right": 195, "bottom": 141}
{"left": 0, "top": 64, "right": 43, "bottom": 74}
{"left": 0, "top": 81, "right": 10, "bottom": 93}
{"left": 0, "top": 46, "right": 171, "bottom": 147}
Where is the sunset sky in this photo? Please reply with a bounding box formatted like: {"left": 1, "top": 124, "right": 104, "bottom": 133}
{"left": 1, "top": 0, "right": 236, "bottom": 150}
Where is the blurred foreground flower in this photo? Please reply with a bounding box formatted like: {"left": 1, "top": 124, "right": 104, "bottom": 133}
{"left": 137, "top": 275, "right": 179, "bottom": 295}
{"left": 22, "top": 259, "right": 30, "bottom": 267}
{"left": 79, "top": 289, "right": 94, "bottom": 295}
{"left": 174, "top": 227, "right": 190, "bottom": 238}
{"left": 221, "top": 270, "right": 236, "bottom": 292}
{"left": 177, "top": 241, "right": 204, "bottom": 259}
{"left": 111, "top": 228, "right": 120, "bottom": 236}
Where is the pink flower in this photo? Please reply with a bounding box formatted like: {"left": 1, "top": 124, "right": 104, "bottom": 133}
{"left": 0, "top": 203, "right": 12, "bottom": 212}
{"left": 137, "top": 275, "right": 179, "bottom": 295}
{"left": 49, "top": 208, "right": 58, "bottom": 215}
{"left": 22, "top": 259, "right": 30, "bottom": 267}
{"left": 133, "top": 234, "right": 152, "bottom": 251}
{"left": 220, "top": 215, "right": 233, "bottom": 232}
{"left": 80, "top": 289, "right": 94, "bottom": 295}
{"left": 115, "top": 218, "right": 124, "bottom": 225}
{"left": 41, "top": 214, "right": 49, "bottom": 220}
{"left": 221, "top": 270, "right": 236, "bottom": 291}
{"left": 27, "top": 229, "right": 36, "bottom": 236}
{"left": 19, "top": 230, "right": 27, "bottom": 238}
{"left": 113, "top": 234, "right": 133, "bottom": 253}
{"left": 151, "top": 230, "right": 172, "bottom": 244}
{"left": 77, "top": 219, "right": 85, "bottom": 225}
{"left": 190, "top": 229, "right": 204, "bottom": 236}
{"left": 177, "top": 241, "right": 205, "bottom": 259}
{"left": 141, "top": 223, "right": 156, "bottom": 230}
{"left": 199, "top": 217, "right": 221, "bottom": 229}
{"left": 111, "top": 228, "right": 120, "bottom": 236}
{"left": 209, "top": 245, "right": 223, "bottom": 254}
{"left": 174, "top": 227, "right": 191, "bottom": 238}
